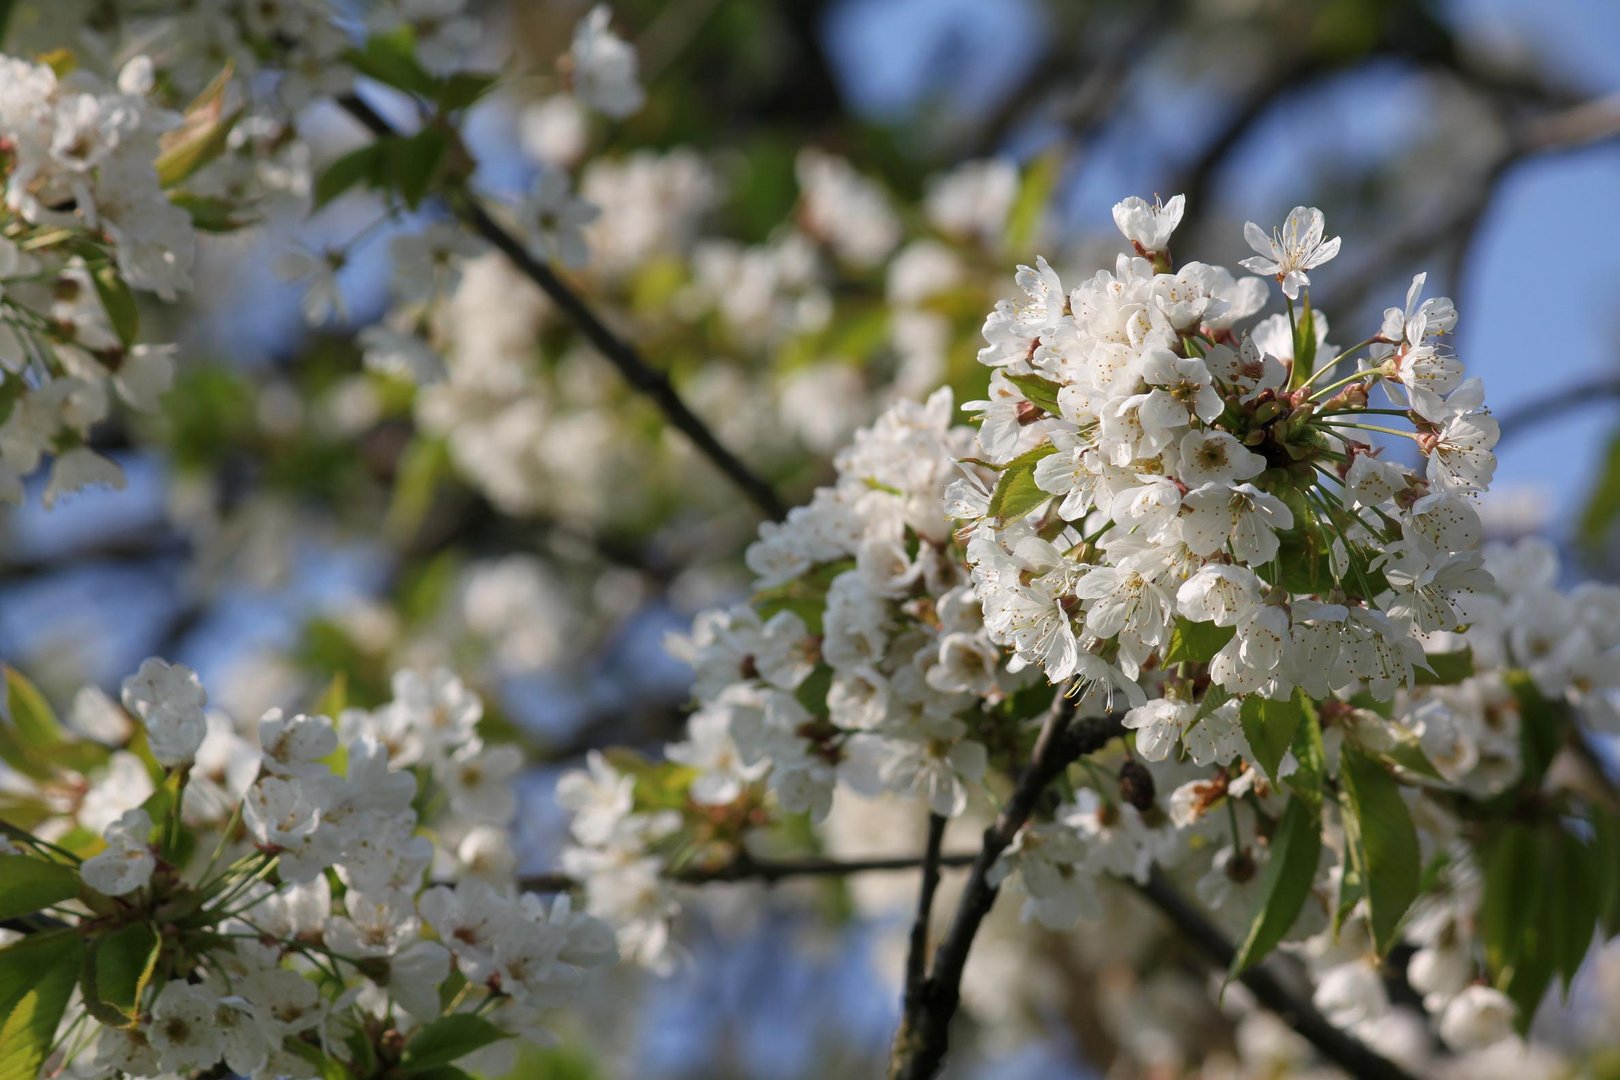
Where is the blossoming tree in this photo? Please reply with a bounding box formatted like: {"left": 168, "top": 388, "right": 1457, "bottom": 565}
{"left": 3, "top": 2, "right": 1620, "bottom": 1079}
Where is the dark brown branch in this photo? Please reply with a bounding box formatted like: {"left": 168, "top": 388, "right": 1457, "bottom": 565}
{"left": 1138, "top": 868, "right": 1420, "bottom": 1080}
{"left": 336, "top": 94, "right": 788, "bottom": 521}
{"left": 517, "top": 850, "right": 978, "bottom": 894}
{"left": 888, "top": 707, "right": 1127, "bottom": 1080}
{"left": 901, "top": 813, "right": 950, "bottom": 1019}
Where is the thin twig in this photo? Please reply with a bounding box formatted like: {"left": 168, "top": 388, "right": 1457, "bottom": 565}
{"left": 888, "top": 706, "right": 1127, "bottom": 1080}
{"left": 1137, "top": 868, "right": 1420, "bottom": 1080}
{"left": 336, "top": 93, "right": 788, "bottom": 521}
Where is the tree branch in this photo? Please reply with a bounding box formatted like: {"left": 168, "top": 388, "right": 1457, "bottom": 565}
{"left": 336, "top": 94, "right": 788, "bottom": 521}
{"left": 1495, "top": 373, "right": 1620, "bottom": 443}
{"left": 1137, "top": 868, "right": 1419, "bottom": 1080}
{"left": 888, "top": 706, "right": 1127, "bottom": 1080}
{"left": 902, "top": 813, "right": 949, "bottom": 1019}
{"left": 1321, "top": 92, "right": 1620, "bottom": 316}
{"left": 517, "top": 849, "right": 978, "bottom": 894}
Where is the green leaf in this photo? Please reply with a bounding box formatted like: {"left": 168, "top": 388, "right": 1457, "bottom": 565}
{"left": 0, "top": 930, "right": 84, "bottom": 1080}
{"left": 1239, "top": 693, "right": 1303, "bottom": 783}
{"left": 91, "top": 266, "right": 140, "bottom": 349}
{"left": 437, "top": 72, "right": 499, "bottom": 111}
{"left": 1414, "top": 647, "right": 1473, "bottom": 686}
{"left": 988, "top": 443, "right": 1056, "bottom": 523}
{"left": 0, "top": 855, "right": 81, "bottom": 921}
{"left": 1285, "top": 697, "right": 1326, "bottom": 809}
{"left": 1231, "top": 796, "right": 1323, "bottom": 975}
{"left": 169, "top": 192, "right": 256, "bottom": 232}
{"left": 1377, "top": 728, "right": 1445, "bottom": 782}
{"left": 792, "top": 664, "right": 834, "bottom": 718}
{"left": 1003, "top": 150, "right": 1062, "bottom": 252}
{"left": 155, "top": 107, "right": 241, "bottom": 187}
{"left": 3, "top": 667, "right": 62, "bottom": 751}
{"left": 0, "top": 668, "right": 63, "bottom": 780}
{"left": 348, "top": 30, "right": 438, "bottom": 98}
{"left": 386, "top": 436, "right": 449, "bottom": 540}
{"left": 1338, "top": 746, "right": 1421, "bottom": 956}
{"left": 1292, "top": 295, "right": 1317, "bottom": 384}
{"left": 1553, "top": 828, "right": 1600, "bottom": 992}
{"left": 1004, "top": 372, "right": 1063, "bottom": 415}
{"left": 89, "top": 923, "right": 160, "bottom": 1018}
{"left": 314, "top": 144, "right": 385, "bottom": 210}
{"left": 401, "top": 1014, "right": 509, "bottom": 1072}
{"left": 1577, "top": 427, "right": 1620, "bottom": 548}
{"left": 1163, "top": 618, "right": 1236, "bottom": 666}
{"left": 384, "top": 127, "right": 449, "bottom": 209}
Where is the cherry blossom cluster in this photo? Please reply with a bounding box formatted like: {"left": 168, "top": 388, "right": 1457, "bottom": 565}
{"left": 0, "top": 661, "right": 612, "bottom": 1078}
{"left": 965, "top": 200, "right": 1495, "bottom": 712}
{"left": 0, "top": 53, "right": 198, "bottom": 504}
{"left": 546, "top": 197, "right": 1620, "bottom": 1071}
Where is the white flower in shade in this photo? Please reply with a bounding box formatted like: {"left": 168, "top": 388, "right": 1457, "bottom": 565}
{"left": 418, "top": 882, "right": 515, "bottom": 982}
{"left": 389, "top": 220, "right": 483, "bottom": 303}
{"left": 1240, "top": 206, "right": 1341, "bottom": 299}
{"left": 148, "top": 982, "right": 224, "bottom": 1072}
{"left": 81, "top": 807, "right": 155, "bottom": 896}
{"left": 1437, "top": 985, "right": 1516, "bottom": 1051}
{"left": 437, "top": 739, "right": 525, "bottom": 824}
{"left": 324, "top": 890, "right": 420, "bottom": 958}
{"left": 258, "top": 709, "right": 337, "bottom": 778}
{"left": 121, "top": 658, "right": 208, "bottom": 766}
{"left": 43, "top": 447, "right": 124, "bottom": 508}
{"left": 360, "top": 326, "right": 446, "bottom": 385}
{"left": 386, "top": 939, "right": 454, "bottom": 1019}
{"left": 556, "top": 751, "right": 634, "bottom": 846}
{"left": 1111, "top": 194, "right": 1185, "bottom": 253}
{"left": 458, "top": 825, "right": 517, "bottom": 882}
{"left": 1312, "top": 959, "right": 1388, "bottom": 1029}
{"left": 569, "top": 5, "right": 645, "bottom": 119}
{"left": 525, "top": 170, "right": 600, "bottom": 269}
{"left": 1122, "top": 699, "right": 1193, "bottom": 761}
{"left": 384, "top": 668, "right": 483, "bottom": 761}
{"left": 273, "top": 247, "right": 346, "bottom": 325}
{"left": 665, "top": 705, "right": 768, "bottom": 805}
{"left": 111, "top": 344, "right": 176, "bottom": 412}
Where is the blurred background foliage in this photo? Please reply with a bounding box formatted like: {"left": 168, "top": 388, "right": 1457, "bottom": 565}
{"left": 4, "top": 0, "right": 1620, "bottom": 1075}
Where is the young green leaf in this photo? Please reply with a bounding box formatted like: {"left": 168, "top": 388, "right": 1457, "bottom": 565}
{"left": 1239, "top": 693, "right": 1303, "bottom": 782}
{"left": 0, "top": 855, "right": 82, "bottom": 922}
{"left": 314, "top": 144, "right": 386, "bottom": 210}
{"left": 988, "top": 444, "right": 1056, "bottom": 522}
{"left": 401, "top": 1013, "right": 510, "bottom": 1072}
{"left": 1163, "top": 618, "right": 1236, "bottom": 666}
{"left": 1004, "top": 372, "right": 1064, "bottom": 415}
{"left": 91, "top": 265, "right": 140, "bottom": 350}
{"left": 1231, "top": 796, "right": 1323, "bottom": 975}
{"left": 0, "top": 930, "right": 84, "bottom": 1080}
{"left": 1338, "top": 746, "right": 1421, "bottom": 956}
{"left": 1414, "top": 647, "right": 1473, "bottom": 686}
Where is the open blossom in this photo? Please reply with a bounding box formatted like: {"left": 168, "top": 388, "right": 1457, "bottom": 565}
{"left": 525, "top": 170, "right": 600, "bottom": 269}
{"left": 1112, "top": 193, "right": 1185, "bottom": 253}
{"left": 81, "top": 807, "right": 155, "bottom": 895}
{"left": 1240, "top": 205, "right": 1341, "bottom": 299}
{"left": 568, "top": 5, "right": 645, "bottom": 119}
{"left": 121, "top": 658, "right": 208, "bottom": 766}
